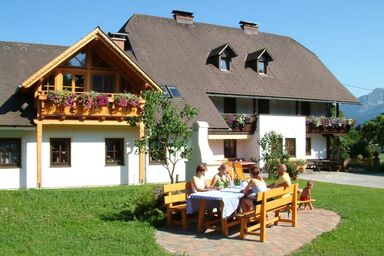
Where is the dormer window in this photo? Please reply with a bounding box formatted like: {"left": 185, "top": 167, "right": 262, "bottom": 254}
{"left": 246, "top": 48, "right": 274, "bottom": 75}
{"left": 257, "top": 60, "right": 266, "bottom": 74}
{"left": 207, "top": 43, "right": 238, "bottom": 72}
{"left": 220, "top": 56, "right": 230, "bottom": 71}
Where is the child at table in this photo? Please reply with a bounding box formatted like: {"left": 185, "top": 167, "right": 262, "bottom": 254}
{"left": 239, "top": 166, "right": 268, "bottom": 212}
{"left": 298, "top": 181, "right": 314, "bottom": 210}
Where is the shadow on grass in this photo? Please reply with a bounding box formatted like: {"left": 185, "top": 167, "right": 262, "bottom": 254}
{"left": 100, "top": 199, "right": 167, "bottom": 227}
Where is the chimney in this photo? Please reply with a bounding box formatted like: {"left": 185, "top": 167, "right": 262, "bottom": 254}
{"left": 172, "top": 10, "right": 194, "bottom": 24}
{"left": 239, "top": 21, "right": 259, "bottom": 35}
{"left": 108, "top": 32, "right": 128, "bottom": 51}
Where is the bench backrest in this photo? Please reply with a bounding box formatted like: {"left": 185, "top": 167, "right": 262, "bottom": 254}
{"left": 163, "top": 182, "right": 192, "bottom": 205}
{"left": 253, "top": 184, "right": 298, "bottom": 214}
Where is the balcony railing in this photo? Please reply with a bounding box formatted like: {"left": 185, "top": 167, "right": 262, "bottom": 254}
{"left": 222, "top": 113, "right": 257, "bottom": 134}
{"left": 37, "top": 91, "right": 142, "bottom": 121}
{"left": 306, "top": 116, "right": 355, "bottom": 134}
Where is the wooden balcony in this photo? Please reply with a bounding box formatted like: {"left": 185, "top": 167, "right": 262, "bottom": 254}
{"left": 222, "top": 114, "right": 257, "bottom": 134}
{"left": 306, "top": 116, "right": 354, "bottom": 135}
{"left": 36, "top": 91, "right": 142, "bottom": 122}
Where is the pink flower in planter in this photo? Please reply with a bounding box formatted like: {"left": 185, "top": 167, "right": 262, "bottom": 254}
{"left": 96, "top": 94, "right": 109, "bottom": 107}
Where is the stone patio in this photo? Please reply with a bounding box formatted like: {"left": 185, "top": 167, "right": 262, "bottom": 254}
{"left": 156, "top": 208, "right": 340, "bottom": 256}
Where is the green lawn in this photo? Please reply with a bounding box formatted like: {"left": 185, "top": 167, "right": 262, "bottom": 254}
{"left": 292, "top": 180, "right": 384, "bottom": 256}
{"left": 1, "top": 182, "right": 383, "bottom": 255}
{"left": 0, "top": 185, "right": 168, "bottom": 256}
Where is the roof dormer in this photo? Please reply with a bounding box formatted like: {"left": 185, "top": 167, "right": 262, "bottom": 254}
{"left": 246, "top": 48, "right": 274, "bottom": 75}
{"left": 207, "top": 43, "right": 238, "bottom": 71}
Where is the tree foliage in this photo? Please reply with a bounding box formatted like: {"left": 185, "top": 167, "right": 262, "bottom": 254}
{"left": 360, "top": 113, "right": 384, "bottom": 147}
{"left": 129, "top": 90, "right": 199, "bottom": 183}
{"left": 258, "top": 131, "right": 289, "bottom": 177}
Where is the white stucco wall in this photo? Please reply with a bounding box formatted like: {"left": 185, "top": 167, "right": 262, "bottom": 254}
{"left": 209, "top": 140, "right": 224, "bottom": 161}
{"left": 258, "top": 115, "right": 306, "bottom": 166}
{"left": 0, "top": 130, "right": 36, "bottom": 189}
{"left": 146, "top": 159, "right": 186, "bottom": 183}
{"left": 40, "top": 125, "right": 139, "bottom": 188}
{"left": 306, "top": 133, "right": 327, "bottom": 159}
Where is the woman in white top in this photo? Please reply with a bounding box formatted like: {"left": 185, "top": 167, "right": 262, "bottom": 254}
{"left": 191, "top": 164, "right": 215, "bottom": 192}
{"left": 240, "top": 166, "right": 268, "bottom": 212}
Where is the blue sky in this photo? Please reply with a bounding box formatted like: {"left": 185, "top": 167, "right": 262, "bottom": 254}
{"left": 1, "top": 0, "right": 383, "bottom": 98}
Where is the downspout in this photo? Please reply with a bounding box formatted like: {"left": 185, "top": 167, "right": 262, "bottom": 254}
{"left": 36, "top": 121, "right": 42, "bottom": 188}
{"left": 138, "top": 122, "right": 145, "bottom": 184}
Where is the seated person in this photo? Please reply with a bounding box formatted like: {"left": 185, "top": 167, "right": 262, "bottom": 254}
{"left": 211, "top": 163, "right": 233, "bottom": 188}
{"left": 191, "top": 164, "right": 215, "bottom": 192}
{"left": 267, "top": 164, "right": 291, "bottom": 189}
{"left": 240, "top": 166, "right": 268, "bottom": 212}
{"left": 298, "top": 181, "right": 314, "bottom": 210}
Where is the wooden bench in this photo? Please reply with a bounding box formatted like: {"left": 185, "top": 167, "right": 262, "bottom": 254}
{"left": 163, "top": 182, "right": 192, "bottom": 229}
{"left": 238, "top": 184, "right": 298, "bottom": 242}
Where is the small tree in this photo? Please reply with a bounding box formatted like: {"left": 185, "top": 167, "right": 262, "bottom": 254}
{"left": 361, "top": 113, "right": 384, "bottom": 147}
{"left": 129, "top": 90, "right": 199, "bottom": 183}
{"left": 258, "top": 131, "right": 289, "bottom": 178}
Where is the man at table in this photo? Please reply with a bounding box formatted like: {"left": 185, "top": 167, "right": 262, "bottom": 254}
{"left": 267, "top": 164, "right": 291, "bottom": 189}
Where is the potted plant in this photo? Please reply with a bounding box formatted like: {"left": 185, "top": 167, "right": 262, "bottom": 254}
{"left": 47, "top": 90, "right": 76, "bottom": 108}
{"left": 295, "top": 159, "right": 307, "bottom": 173}
{"left": 113, "top": 93, "right": 141, "bottom": 109}
{"left": 285, "top": 160, "right": 299, "bottom": 180}
{"left": 76, "top": 91, "right": 109, "bottom": 110}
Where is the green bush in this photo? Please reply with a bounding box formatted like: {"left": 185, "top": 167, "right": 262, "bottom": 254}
{"left": 350, "top": 139, "right": 375, "bottom": 159}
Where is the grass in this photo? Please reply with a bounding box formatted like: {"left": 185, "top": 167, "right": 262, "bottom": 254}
{"left": 291, "top": 179, "right": 384, "bottom": 256}
{"left": 1, "top": 182, "right": 384, "bottom": 255}
{"left": 0, "top": 185, "right": 168, "bottom": 256}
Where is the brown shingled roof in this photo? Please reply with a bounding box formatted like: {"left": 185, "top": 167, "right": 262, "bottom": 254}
{"left": 0, "top": 41, "right": 67, "bottom": 126}
{"left": 120, "top": 14, "right": 359, "bottom": 129}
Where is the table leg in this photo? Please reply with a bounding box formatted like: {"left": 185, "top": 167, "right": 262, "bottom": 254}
{"left": 220, "top": 201, "right": 230, "bottom": 237}
{"left": 197, "top": 199, "right": 206, "bottom": 232}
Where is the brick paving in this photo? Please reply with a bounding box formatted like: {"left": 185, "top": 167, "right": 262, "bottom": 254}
{"left": 155, "top": 208, "right": 340, "bottom": 256}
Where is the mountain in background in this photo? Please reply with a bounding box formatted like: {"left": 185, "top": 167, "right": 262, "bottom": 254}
{"left": 340, "top": 88, "right": 384, "bottom": 125}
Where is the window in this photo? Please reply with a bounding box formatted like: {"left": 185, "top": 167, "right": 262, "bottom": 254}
{"left": 258, "top": 99, "right": 270, "bottom": 114}
{"left": 224, "top": 139, "right": 236, "bottom": 158}
{"left": 220, "top": 56, "right": 230, "bottom": 71}
{"left": 50, "top": 138, "right": 71, "bottom": 166}
{"left": 301, "top": 102, "right": 311, "bottom": 116}
{"left": 63, "top": 73, "right": 85, "bottom": 92}
{"left": 246, "top": 48, "right": 273, "bottom": 74}
{"left": 306, "top": 138, "right": 311, "bottom": 156}
{"left": 257, "top": 60, "right": 266, "bottom": 74}
{"left": 42, "top": 74, "right": 55, "bottom": 91}
{"left": 224, "top": 97, "right": 236, "bottom": 113}
{"left": 105, "top": 139, "right": 124, "bottom": 165}
{"left": 167, "top": 86, "right": 181, "bottom": 97}
{"left": 285, "top": 138, "right": 296, "bottom": 157}
{"left": 160, "top": 85, "right": 182, "bottom": 98}
{"left": 0, "top": 138, "right": 21, "bottom": 167}
{"left": 64, "top": 52, "right": 86, "bottom": 67}
{"left": 92, "top": 74, "right": 115, "bottom": 93}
